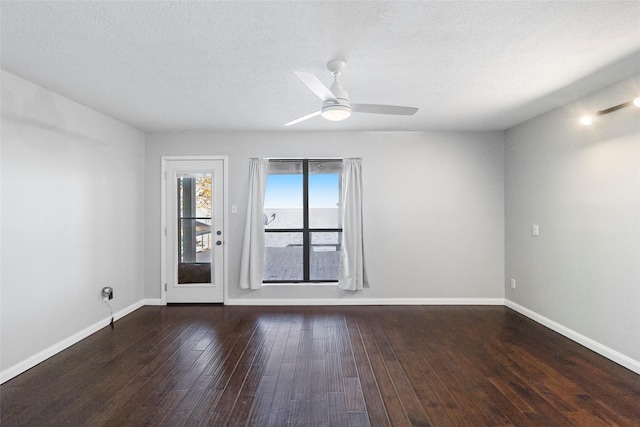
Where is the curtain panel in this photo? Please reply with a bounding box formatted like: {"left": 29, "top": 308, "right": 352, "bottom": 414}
{"left": 239, "top": 158, "right": 269, "bottom": 289}
{"left": 338, "top": 158, "right": 369, "bottom": 291}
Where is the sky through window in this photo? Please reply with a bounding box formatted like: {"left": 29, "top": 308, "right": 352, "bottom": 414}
{"left": 264, "top": 174, "right": 339, "bottom": 209}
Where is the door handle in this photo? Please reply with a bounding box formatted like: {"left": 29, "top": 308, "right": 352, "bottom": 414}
{"left": 216, "top": 241, "right": 222, "bottom": 246}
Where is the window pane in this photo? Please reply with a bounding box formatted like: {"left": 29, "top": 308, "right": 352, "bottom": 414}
{"left": 179, "top": 219, "right": 211, "bottom": 262}
{"left": 178, "top": 175, "right": 212, "bottom": 218}
{"left": 177, "top": 173, "right": 212, "bottom": 284}
{"left": 263, "top": 159, "right": 343, "bottom": 283}
{"left": 264, "top": 208, "right": 302, "bottom": 229}
{"left": 265, "top": 161, "right": 303, "bottom": 229}
{"left": 309, "top": 207, "right": 339, "bottom": 229}
{"left": 310, "top": 232, "right": 341, "bottom": 281}
{"left": 264, "top": 232, "right": 303, "bottom": 281}
{"left": 309, "top": 160, "right": 342, "bottom": 229}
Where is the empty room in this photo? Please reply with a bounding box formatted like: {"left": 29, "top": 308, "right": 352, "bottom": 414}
{"left": 1, "top": 1, "right": 639, "bottom": 426}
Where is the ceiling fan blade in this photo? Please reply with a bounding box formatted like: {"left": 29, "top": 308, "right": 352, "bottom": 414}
{"left": 294, "top": 71, "right": 337, "bottom": 103}
{"left": 351, "top": 104, "right": 418, "bottom": 115}
{"left": 284, "top": 110, "right": 322, "bottom": 127}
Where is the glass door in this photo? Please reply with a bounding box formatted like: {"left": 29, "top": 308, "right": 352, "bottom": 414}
{"left": 177, "top": 173, "right": 212, "bottom": 284}
{"left": 165, "top": 159, "right": 225, "bottom": 303}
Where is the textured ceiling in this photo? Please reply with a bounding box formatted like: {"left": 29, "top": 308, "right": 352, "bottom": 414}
{"left": 2, "top": 1, "right": 639, "bottom": 132}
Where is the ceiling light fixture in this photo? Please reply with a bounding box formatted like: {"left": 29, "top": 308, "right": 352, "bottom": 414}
{"left": 321, "top": 104, "right": 352, "bottom": 121}
{"left": 580, "top": 96, "right": 640, "bottom": 125}
{"left": 580, "top": 116, "right": 593, "bottom": 126}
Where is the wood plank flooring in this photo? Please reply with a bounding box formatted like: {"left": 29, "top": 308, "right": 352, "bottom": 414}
{"left": 2, "top": 305, "right": 639, "bottom": 426}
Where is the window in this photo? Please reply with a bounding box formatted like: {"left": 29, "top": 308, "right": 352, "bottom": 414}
{"left": 263, "top": 159, "right": 343, "bottom": 282}
{"left": 177, "top": 174, "right": 212, "bottom": 284}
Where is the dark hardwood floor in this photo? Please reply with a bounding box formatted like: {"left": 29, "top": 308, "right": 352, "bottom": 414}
{"left": 2, "top": 305, "right": 639, "bottom": 426}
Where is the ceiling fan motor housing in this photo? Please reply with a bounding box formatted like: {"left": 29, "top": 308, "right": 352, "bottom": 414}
{"left": 322, "top": 77, "right": 351, "bottom": 121}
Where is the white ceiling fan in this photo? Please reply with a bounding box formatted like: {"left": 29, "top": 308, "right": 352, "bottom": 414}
{"left": 284, "top": 60, "right": 419, "bottom": 126}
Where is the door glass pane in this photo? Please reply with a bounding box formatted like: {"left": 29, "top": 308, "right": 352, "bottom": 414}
{"left": 310, "top": 232, "right": 341, "bottom": 281}
{"left": 309, "top": 160, "right": 342, "bottom": 228}
{"left": 265, "top": 161, "right": 303, "bottom": 230}
{"left": 177, "top": 174, "right": 212, "bottom": 284}
{"left": 264, "top": 232, "right": 303, "bottom": 281}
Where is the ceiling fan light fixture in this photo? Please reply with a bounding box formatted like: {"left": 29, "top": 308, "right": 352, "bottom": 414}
{"left": 321, "top": 104, "right": 352, "bottom": 121}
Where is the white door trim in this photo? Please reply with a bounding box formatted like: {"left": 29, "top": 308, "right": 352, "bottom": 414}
{"left": 161, "top": 156, "right": 228, "bottom": 305}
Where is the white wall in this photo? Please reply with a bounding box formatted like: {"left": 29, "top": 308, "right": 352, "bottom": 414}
{"left": 505, "top": 75, "right": 640, "bottom": 367}
{"left": 0, "top": 70, "right": 146, "bottom": 378}
{"left": 145, "top": 131, "right": 505, "bottom": 303}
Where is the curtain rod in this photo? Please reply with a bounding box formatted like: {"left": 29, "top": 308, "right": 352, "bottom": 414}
{"left": 250, "top": 157, "right": 361, "bottom": 161}
{"left": 268, "top": 158, "right": 340, "bottom": 163}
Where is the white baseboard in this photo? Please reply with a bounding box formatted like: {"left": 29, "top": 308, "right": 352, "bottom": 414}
{"left": 0, "top": 300, "right": 144, "bottom": 384}
{"left": 141, "top": 298, "right": 163, "bottom": 306}
{"left": 505, "top": 300, "right": 640, "bottom": 375}
{"left": 226, "top": 297, "right": 505, "bottom": 306}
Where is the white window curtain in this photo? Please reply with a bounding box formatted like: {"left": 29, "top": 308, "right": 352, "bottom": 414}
{"left": 239, "top": 158, "right": 269, "bottom": 289}
{"left": 338, "top": 158, "right": 369, "bottom": 291}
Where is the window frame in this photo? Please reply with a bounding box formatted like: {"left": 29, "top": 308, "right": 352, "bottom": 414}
{"left": 263, "top": 158, "right": 342, "bottom": 283}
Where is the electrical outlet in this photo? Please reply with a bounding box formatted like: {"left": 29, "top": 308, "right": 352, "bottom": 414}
{"left": 102, "top": 287, "right": 113, "bottom": 302}
{"left": 510, "top": 278, "right": 517, "bottom": 289}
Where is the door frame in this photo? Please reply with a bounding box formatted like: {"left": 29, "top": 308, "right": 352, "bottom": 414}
{"left": 161, "top": 156, "right": 229, "bottom": 305}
